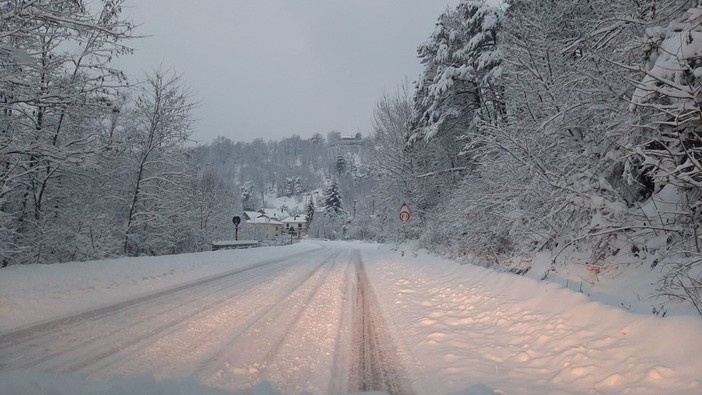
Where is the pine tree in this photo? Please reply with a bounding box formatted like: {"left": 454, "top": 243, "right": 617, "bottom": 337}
{"left": 294, "top": 177, "right": 303, "bottom": 195}
{"left": 402, "top": 0, "right": 504, "bottom": 221}
{"left": 412, "top": 0, "right": 503, "bottom": 140}
{"left": 336, "top": 154, "right": 347, "bottom": 177}
{"left": 240, "top": 180, "right": 256, "bottom": 210}
{"left": 305, "top": 199, "right": 315, "bottom": 229}
{"left": 323, "top": 179, "right": 343, "bottom": 214}
{"left": 282, "top": 177, "right": 294, "bottom": 197}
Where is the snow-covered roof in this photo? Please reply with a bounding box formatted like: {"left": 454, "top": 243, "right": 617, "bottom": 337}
{"left": 282, "top": 215, "right": 307, "bottom": 224}
{"left": 243, "top": 211, "right": 262, "bottom": 221}
{"left": 246, "top": 216, "right": 283, "bottom": 225}
{"left": 242, "top": 210, "right": 284, "bottom": 225}
{"left": 259, "top": 208, "right": 289, "bottom": 220}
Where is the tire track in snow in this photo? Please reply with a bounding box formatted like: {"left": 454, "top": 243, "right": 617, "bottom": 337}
{"left": 195, "top": 252, "right": 340, "bottom": 376}
{"left": 329, "top": 253, "right": 355, "bottom": 393}
{"left": 76, "top": 250, "right": 341, "bottom": 377}
{"left": 0, "top": 248, "right": 326, "bottom": 373}
{"left": 3, "top": 266, "right": 269, "bottom": 371}
{"left": 0, "top": 248, "right": 317, "bottom": 347}
{"left": 194, "top": 249, "right": 345, "bottom": 385}
{"left": 349, "top": 250, "right": 414, "bottom": 395}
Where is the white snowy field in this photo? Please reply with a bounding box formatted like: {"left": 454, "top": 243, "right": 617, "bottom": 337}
{"left": 0, "top": 241, "right": 701, "bottom": 395}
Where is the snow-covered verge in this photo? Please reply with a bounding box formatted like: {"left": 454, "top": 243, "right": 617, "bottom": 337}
{"left": 360, "top": 242, "right": 702, "bottom": 395}
{"left": 0, "top": 243, "right": 319, "bottom": 332}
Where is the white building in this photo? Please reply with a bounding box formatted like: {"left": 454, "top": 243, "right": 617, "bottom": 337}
{"left": 282, "top": 215, "right": 307, "bottom": 239}
{"left": 242, "top": 210, "right": 284, "bottom": 240}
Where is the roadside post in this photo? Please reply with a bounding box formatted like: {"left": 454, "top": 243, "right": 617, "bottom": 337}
{"left": 288, "top": 226, "right": 297, "bottom": 245}
{"left": 232, "top": 216, "right": 241, "bottom": 240}
{"left": 399, "top": 204, "right": 410, "bottom": 240}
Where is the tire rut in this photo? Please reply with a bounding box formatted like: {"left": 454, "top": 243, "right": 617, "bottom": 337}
{"left": 5, "top": 267, "right": 269, "bottom": 371}
{"left": 194, "top": 250, "right": 344, "bottom": 382}
{"left": 349, "top": 250, "right": 414, "bottom": 395}
{"left": 0, "top": 248, "right": 324, "bottom": 373}
{"left": 82, "top": 250, "right": 342, "bottom": 378}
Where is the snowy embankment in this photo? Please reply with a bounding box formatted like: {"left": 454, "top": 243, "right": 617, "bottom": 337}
{"left": 0, "top": 241, "right": 700, "bottom": 394}
{"left": 361, "top": 243, "right": 702, "bottom": 394}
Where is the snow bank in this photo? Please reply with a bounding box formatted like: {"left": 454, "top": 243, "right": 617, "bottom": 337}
{"left": 359, "top": 242, "right": 702, "bottom": 395}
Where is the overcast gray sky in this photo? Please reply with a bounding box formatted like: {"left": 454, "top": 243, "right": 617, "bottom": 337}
{"left": 118, "top": 1, "right": 463, "bottom": 144}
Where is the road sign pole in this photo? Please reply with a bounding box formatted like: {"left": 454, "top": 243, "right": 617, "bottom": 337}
{"left": 399, "top": 204, "right": 411, "bottom": 241}
{"left": 232, "top": 216, "right": 241, "bottom": 241}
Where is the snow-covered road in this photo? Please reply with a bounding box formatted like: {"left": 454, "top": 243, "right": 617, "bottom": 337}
{"left": 1, "top": 241, "right": 701, "bottom": 394}
{"left": 0, "top": 243, "right": 411, "bottom": 394}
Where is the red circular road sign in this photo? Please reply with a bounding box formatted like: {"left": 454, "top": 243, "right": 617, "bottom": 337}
{"left": 399, "top": 205, "right": 410, "bottom": 224}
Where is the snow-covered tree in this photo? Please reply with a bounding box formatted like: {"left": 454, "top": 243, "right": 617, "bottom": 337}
{"left": 305, "top": 199, "right": 315, "bottom": 230}
{"left": 335, "top": 154, "right": 347, "bottom": 177}
{"left": 411, "top": 0, "right": 502, "bottom": 141}
{"left": 294, "top": 177, "right": 303, "bottom": 194}
{"left": 400, "top": 0, "right": 504, "bottom": 233}
{"left": 629, "top": 5, "right": 702, "bottom": 193}
{"left": 240, "top": 180, "right": 257, "bottom": 211}
{"left": 281, "top": 177, "right": 294, "bottom": 197}
{"left": 122, "top": 70, "right": 195, "bottom": 255}
{"left": 323, "top": 178, "right": 343, "bottom": 214}
{"left": 365, "top": 83, "right": 420, "bottom": 239}
{"left": 626, "top": 4, "right": 702, "bottom": 312}
{"left": 0, "top": 0, "right": 134, "bottom": 264}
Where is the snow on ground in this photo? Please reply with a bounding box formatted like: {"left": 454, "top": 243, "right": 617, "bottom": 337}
{"left": 0, "top": 243, "right": 319, "bottom": 332}
{"left": 523, "top": 250, "right": 681, "bottom": 316}
{"left": 1, "top": 240, "right": 701, "bottom": 394}
{"left": 359, "top": 242, "right": 702, "bottom": 395}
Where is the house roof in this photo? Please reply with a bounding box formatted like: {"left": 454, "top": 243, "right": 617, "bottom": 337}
{"left": 246, "top": 216, "right": 283, "bottom": 225}
{"left": 282, "top": 215, "right": 307, "bottom": 224}
{"left": 260, "top": 208, "right": 289, "bottom": 220}
{"left": 243, "top": 210, "right": 283, "bottom": 225}
{"left": 243, "top": 211, "right": 262, "bottom": 221}
{"left": 244, "top": 209, "right": 304, "bottom": 226}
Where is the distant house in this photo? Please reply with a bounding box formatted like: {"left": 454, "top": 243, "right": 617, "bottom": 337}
{"left": 242, "top": 210, "right": 284, "bottom": 240}
{"left": 258, "top": 208, "right": 290, "bottom": 221}
{"left": 329, "top": 133, "right": 363, "bottom": 147}
{"left": 282, "top": 215, "right": 307, "bottom": 239}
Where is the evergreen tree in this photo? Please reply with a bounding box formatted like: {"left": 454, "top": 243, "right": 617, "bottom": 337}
{"left": 240, "top": 180, "right": 256, "bottom": 210}
{"left": 336, "top": 154, "right": 347, "bottom": 177}
{"left": 305, "top": 199, "right": 315, "bottom": 229}
{"left": 294, "top": 177, "right": 303, "bottom": 195}
{"left": 403, "top": 0, "right": 504, "bottom": 222}
{"left": 412, "top": 0, "right": 503, "bottom": 140}
{"left": 282, "top": 177, "right": 294, "bottom": 197}
{"left": 323, "top": 179, "right": 343, "bottom": 214}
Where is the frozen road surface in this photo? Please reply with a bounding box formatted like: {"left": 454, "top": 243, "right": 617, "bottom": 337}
{"left": 1, "top": 241, "right": 701, "bottom": 394}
